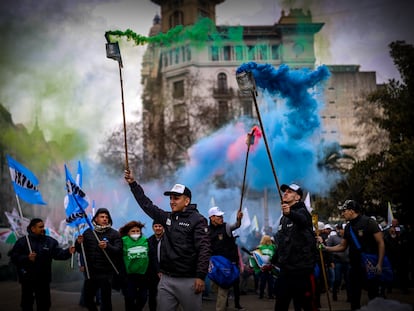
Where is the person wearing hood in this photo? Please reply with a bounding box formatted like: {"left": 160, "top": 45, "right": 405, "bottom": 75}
{"left": 119, "top": 220, "right": 150, "bottom": 311}
{"left": 124, "top": 169, "right": 211, "bottom": 311}
{"left": 273, "top": 183, "right": 318, "bottom": 311}
{"left": 75, "top": 207, "right": 122, "bottom": 311}
{"left": 9, "top": 218, "right": 75, "bottom": 311}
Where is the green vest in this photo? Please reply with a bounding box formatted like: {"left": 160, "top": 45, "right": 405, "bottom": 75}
{"left": 122, "top": 235, "right": 149, "bottom": 275}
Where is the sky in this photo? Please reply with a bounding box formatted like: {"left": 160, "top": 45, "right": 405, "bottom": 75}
{"left": 1, "top": 0, "right": 414, "bottom": 234}
{"left": 1, "top": 0, "right": 413, "bottom": 146}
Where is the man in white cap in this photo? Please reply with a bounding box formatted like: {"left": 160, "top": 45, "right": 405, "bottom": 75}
{"left": 124, "top": 169, "right": 211, "bottom": 311}
{"left": 273, "top": 183, "right": 318, "bottom": 311}
{"left": 208, "top": 206, "right": 243, "bottom": 310}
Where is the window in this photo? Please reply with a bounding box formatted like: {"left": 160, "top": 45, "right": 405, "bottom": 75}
{"left": 218, "top": 101, "right": 229, "bottom": 124}
{"left": 170, "top": 11, "right": 183, "bottom": 28}
{"left": 211, "top": 46, "right": 219, "bottom": 61}
{"left": 175, "top": 48, "right": 180, "bottom": 64}
{"left": 173, "top": 103, "right": 187, "bottom": 122}
{"left": 163, "top": 52, "right": 168, "bottom": 67}
{"left": 247, "top": 45, "right": 256, "bottom": 60}
{"left": 223, "top": 46, "right": 231, "bottom": 61}
{"left": 241, "top": 100, "right": 253, "bottom": 117}
{"left": 271, "top": 45, "right": 279, "bottom": 60}
{"left": 217, "top": 73, "right": 228, "bottom": 92}
{"left": 173, "top": 80, "right": 184, "bottom": 99}
{"left": 186, "top": 46, "right": 191, "bottom": 61}
{"left": 234, "top": 46, "right": 243, "bottom": 61}
{"left": 257, "top": 45, "right": 268, "bottom": 60}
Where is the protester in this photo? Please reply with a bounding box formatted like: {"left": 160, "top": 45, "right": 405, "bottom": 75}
{"left": 272, "top": 183, "right": 318, "bottom": 311}
{"left": 383, "top": 221, "right": 410, "bottom": 294}
{"left": 208, "top": 206, "right": 244, "bottom": 310}
{"left": 119, "top": 220, "right": 150, "bottom": 311}
{"left": 9, "top": 218, "right": 75, "bottom": 311}
{"left": 253, "top": 234, "right": 276, "bottom": 299}
{"left": 321, "top": 200, "right": 385, "bottom": 310}
{"left": 326, "top": 224, "right": 350, "bottom": 302}
{"left": 124, "top": 169, "right": 211, "bottom": 311}
{"left": 147, "top": 220, "right": 164, "bottom": 311}
{"left": 75, "top": 208, "right": 122, "bottom": 311}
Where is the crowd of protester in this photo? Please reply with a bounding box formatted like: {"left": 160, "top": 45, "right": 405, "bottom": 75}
{"left": 7, "top": 177, "right": 413, "bottom": 311}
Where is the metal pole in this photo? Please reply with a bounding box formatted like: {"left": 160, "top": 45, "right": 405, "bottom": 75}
{"left": 238, "top": 128, "right": 255, "bottom": 213}
{"left": 312, "top": 213, "right": 332, "bottom": 311}
{"left": 251, "top": 90, "right": 283, "bottom": 202}
{"left": 118, "top": 62, "right": 129, "bottom": 170}
{"left": 15, "top": 194, "right": 32, "bottom": 253}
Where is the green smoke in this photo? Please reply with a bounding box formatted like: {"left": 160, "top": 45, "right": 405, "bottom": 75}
{"left": 106, "top": 17, "right": 244, "bottom": 49}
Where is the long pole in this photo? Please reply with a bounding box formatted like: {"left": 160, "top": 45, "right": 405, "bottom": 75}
{"left": 15, "top": 195, "right": 32, "bottom": 253}
{"left": 238, "top": 128, "right": 255, "bottom": 213}
{"left": 312, "top": 213, "right": 332, "bottom": 311}
{"left": 251, "top": 90, "right": 283, "bottom": 202}
{"left": 118, "top": 62, "right": 129, "bottom": 170}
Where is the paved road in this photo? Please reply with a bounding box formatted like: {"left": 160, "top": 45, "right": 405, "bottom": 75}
{"left": 0, "top": 280, "right": 412, "bottom": 310}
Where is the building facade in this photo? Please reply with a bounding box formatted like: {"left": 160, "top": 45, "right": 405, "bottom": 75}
{"left": 141, "top": 0, "right": 378, "bottom": 180}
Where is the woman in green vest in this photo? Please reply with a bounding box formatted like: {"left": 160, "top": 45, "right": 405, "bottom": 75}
{"left": 119, "top": 220, "right": 150, "bottom": 311}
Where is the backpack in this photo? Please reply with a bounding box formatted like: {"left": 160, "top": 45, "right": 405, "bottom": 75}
{"left": 208, "top": 255, "right": 240, "bottom": 289}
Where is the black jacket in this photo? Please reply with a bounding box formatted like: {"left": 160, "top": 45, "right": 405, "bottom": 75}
{"left": 10, "top": 232, "right": 72, "bottom": 283}
{"left": 209, "top": 223, "right": 239, "bottom": 263}
{"left": 129, "top": 182, "right": 211, "bottom": 279}
{"left": 274, "top": 201, "right": 317, "bottom": 274}
{"left": 75, "top": 226, "right": 122, "bottom": 278}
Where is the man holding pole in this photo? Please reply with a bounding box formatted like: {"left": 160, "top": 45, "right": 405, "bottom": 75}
{"left": 208, "top": 206, "right": 244, "bottom": 310}
{"left": 75, "top": 208, "right": 122, "bottom": 311}
{"left": 9, "top": 218, "right": 76, "bottom": 311}
{"left": 273, "top": 183, "right": 318, "bottom": 311}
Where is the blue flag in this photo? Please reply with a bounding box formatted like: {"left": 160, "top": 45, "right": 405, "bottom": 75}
{"left": 64, "top": 164, "right": 93, "bottom": 230}
{"left": 6, "top": 155, "right": 46, "bottom": 205}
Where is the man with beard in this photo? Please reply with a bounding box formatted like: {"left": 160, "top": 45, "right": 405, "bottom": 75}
{"left": 76, "top": 208, "right": 122, "bottom": 311}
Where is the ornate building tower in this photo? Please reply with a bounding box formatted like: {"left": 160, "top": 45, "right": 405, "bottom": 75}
{"left": 150, "top": 0, "right": 225, "bottom": 33}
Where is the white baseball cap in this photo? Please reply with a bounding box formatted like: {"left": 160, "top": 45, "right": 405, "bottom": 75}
{"left": 208, "top": 206, "right": 224, "bottom": 217}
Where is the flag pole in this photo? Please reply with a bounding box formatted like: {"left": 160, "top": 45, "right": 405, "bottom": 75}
{"left": 312, "top": 212, "right": 332, "bottom": 311}
{"left": 118, "top": 60, "right": 129, "bottom": 170}
{"left": 15, "top": 194, "right": 32, "bottom": 253}
{"left": 236, "top": 71, "right": 283, "bottom": 202}
{"left": 105, "top": 38, "right": 128, "bottom": 170}
{"left": 238, "top": 128, "right": 256, "bottom": 213}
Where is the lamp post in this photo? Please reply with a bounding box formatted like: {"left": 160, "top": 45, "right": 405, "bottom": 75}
{"left": 236, "top": 71, "right": 283, "bottom": 202}
{"left": 105, "top": 39, "right": 129, "bottom": 170}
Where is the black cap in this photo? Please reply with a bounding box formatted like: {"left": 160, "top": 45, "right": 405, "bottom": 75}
{"left": 280, "top": 183, "right": 303, "bottom": 198}
{"left": 338, "top": 200, "right": 361, "bottom": 212}
{"left": 163, "top": 183, "right": 192, "bottom": 200}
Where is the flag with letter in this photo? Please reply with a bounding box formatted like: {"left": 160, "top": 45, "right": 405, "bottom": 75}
{"left": 5, "top": 209, "right": 30, "bottom": 237}
{"left": 6, "top": 154, "right": 46, "bottom": 205}
{"left": 64, "top": 164, "right": 93, "bottom": 230}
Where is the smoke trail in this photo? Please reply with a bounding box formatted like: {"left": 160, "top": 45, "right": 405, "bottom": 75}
{"left": 106, "top": 17, "right": 244, "bottom": 49}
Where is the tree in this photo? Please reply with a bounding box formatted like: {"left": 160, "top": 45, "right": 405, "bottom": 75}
{"left": 331, "top": 41, "right": 414, "bottom": 223}
{"left": 98, "top": 121, "right": 143, "bottom": 177}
